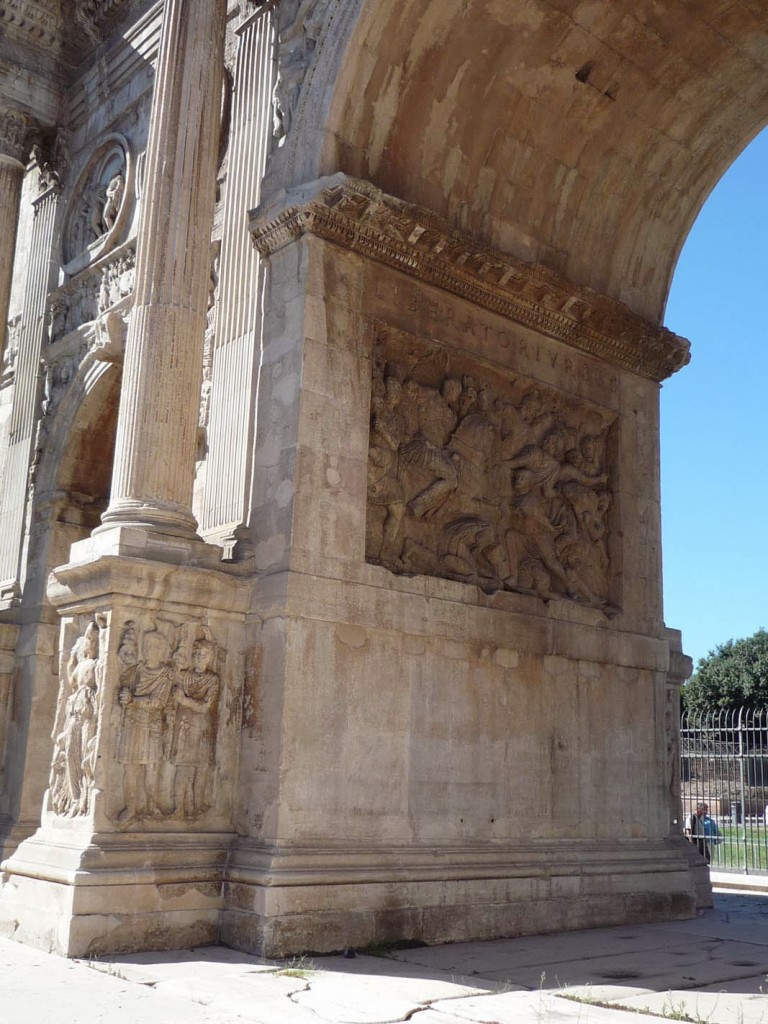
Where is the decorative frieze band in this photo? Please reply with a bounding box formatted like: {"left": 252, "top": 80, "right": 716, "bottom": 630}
{"left": 250, "top": 175, "right": 690, "bottom": 383}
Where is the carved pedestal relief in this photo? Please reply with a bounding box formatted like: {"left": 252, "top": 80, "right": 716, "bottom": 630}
{"left": 115, "top": 619, "right": 221, "bottom": 825}
{"left": 367, "top": 327, "right": 617, "bottom": 611}
{"left": 49, "top": 618, "right": 105, "bottom": 817}
{"left": 47, "top": 615, "right": 223, "bottom": 826}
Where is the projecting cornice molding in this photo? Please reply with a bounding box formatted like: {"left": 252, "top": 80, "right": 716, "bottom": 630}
{"left": 0, "top": 0, "right": 62, "bottom": 53}
{"left": 0, "top": 107, "right": 36, "bottom": 166}
{"left": 1, "top": 0, "right": 135, "bottom": 71}
{"left": 251, "top": 174, "right": 690, "bottom": 382}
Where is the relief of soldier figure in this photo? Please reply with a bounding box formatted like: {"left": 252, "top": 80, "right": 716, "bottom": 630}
{"left": 366, "top": 337, "right": 616, "bottom": 612}
{"left": 115, "top": 620, "right": 221, "bottom": 826}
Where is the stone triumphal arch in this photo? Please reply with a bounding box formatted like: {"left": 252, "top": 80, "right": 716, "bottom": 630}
{"left": 0, "top": 0, "right": 764, "bottom": 956}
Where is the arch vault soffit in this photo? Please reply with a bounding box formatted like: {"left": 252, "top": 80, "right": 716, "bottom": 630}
{"left": 283, "top": 0, "right": 768, "bottom": 323}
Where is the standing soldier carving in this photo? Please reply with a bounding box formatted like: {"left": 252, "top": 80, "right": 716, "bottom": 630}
{"left": 170, "top": 636, "right": 220, "bottom": 817}
{"left": 117, "top": 628, "right": 174, "bottom": 823}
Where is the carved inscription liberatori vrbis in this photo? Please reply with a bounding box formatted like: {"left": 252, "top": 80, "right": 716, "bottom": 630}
{"left": 367, "top": 328, "right": 617, "bottom": 611}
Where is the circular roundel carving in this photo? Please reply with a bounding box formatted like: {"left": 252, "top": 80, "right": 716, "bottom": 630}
{"left": 62, "top": 134, "right": 134, "bottom": 276}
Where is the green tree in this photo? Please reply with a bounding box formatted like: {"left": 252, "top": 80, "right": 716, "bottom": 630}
{"left": 682, "top": 628, "right": 768, "bottom": 714}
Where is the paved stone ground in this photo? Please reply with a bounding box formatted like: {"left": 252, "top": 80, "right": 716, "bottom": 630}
{"left": 2, "top": 890, "right": 767, "bottom": 1024}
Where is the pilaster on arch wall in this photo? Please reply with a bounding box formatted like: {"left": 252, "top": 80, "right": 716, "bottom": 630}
{"left": 275, "top": 0, "right": 768, "bottom": 324}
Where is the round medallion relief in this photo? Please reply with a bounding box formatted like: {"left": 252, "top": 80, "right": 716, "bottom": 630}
{"left": 62, "top": 134, "right": 134, "bottom": 276}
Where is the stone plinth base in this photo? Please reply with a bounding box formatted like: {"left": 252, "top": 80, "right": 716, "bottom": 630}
{"left": 0, "top": 826, "right": 231, "bottom": 956}
{"left": 682, "top": 840, "right": 713, "bottom": 908}
{"left": 221, "top": 840, "right": 697, "bottom": 957}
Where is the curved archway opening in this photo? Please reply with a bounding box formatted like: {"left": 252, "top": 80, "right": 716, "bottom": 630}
{"left": 294, "top": 0, "right": 768, "bottom": 323}
{"left": 52, "top": 370, "right": 120, "bottom": 537}
{"left": 662, "top": 127, "right": 768, "bottom": 668}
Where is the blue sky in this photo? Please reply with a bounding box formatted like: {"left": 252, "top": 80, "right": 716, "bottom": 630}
{"left": 661, "top": 127, "right": 768, "bottom": 671}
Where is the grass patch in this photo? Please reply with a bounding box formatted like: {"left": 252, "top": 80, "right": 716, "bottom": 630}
{"left": 274, "top": 954, "right": 318, "bottom": 979}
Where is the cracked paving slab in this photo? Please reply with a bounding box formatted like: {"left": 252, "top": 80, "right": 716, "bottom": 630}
{"left": 473, "top": 940, "right": 768, "bottom": 993}
{"left": 1, "top": 937, "right": 257, "bottom": 1024}
{"left": 84, "top": 944, "right": 277, "bottom": 985}
{"left": 2, "top": 893, "right": 767, "bottom": 1024}
{"left": 389, "top": 894, "right": 768, "bottom": 996}
{"left": 289, "top": 953, "right": 493, "bottom": 1023}
{"left": 587, "top": 990, "right": 768, "bottom": 1024}
{"left": 406, "top": 990, "right": 679, "bottom": 1023}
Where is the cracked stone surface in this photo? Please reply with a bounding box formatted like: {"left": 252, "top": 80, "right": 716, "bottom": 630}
{"left": 2, "top": 892, "right": 767, "bottom": 1024}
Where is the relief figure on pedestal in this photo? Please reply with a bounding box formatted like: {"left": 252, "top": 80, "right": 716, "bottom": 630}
{"left": 50, "top": 619, "right": 102, "bottom": 817}
{"left": 169, "top": 636, "right": 220, "bottom": 818}
{"left": 117, "top": 627, "right": 174, "bottom": 823}
{"left": 367, "top": 329, "right": 617, "bottom": 611}
{"left": 113, "top": 620, "right": 223, "bottom": 825}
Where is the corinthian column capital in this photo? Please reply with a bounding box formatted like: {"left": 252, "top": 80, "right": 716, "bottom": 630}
{"left": 0, "top": 107, "right": 36, "bottom": 168}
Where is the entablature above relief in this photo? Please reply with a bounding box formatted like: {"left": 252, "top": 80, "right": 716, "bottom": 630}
{"left": 1, "top": 0, "right": 139, "bottom": 71}
{"left": 251, "top": 174, "right": 690, "bottom": 383}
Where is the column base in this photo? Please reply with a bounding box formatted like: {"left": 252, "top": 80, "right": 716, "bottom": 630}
{"left": 0, "top": 824, "right": 231, "bottom": 957}
{"left": 221, "top": 838, "right": 698, "bottom": 957}
{"left": 63, "top": 523, "right": 235, "bottom": 573}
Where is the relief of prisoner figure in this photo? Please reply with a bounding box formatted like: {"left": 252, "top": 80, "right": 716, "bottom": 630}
{"left": 168, "top": 636, "right": 220, "bottom": 818}
{"left": 398, "top": 376, "right": 462, "bottom": 519}
{"left": 439, "top": 515, "right": 506, "bottom": 593}
{"left": 501, "top": 428, "right": 608, "bottom": 603}
{"left": 49, "top": 620, "right": 101, "bottom": 817}
{"left": 367, "top": 370, "right": 408, "bottom": 566}
{"left": 117, "top": 627, "right": 174, "bottom": 823}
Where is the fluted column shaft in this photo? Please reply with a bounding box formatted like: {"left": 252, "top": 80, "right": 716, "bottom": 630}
{"left": 102, "top": 0, "right": 226, "bottom": 535}
{"left": 201, "top": 6, "right": 275, "bottom": 551}
{"left": 0, "top": 108, "right": 32, "bottom": 365}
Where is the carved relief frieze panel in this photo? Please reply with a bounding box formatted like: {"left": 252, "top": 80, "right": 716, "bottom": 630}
{"left": 367, "top": 325, "right": 617, "bottom": 612}
{"left": 49, "top": 617, "right": 106, "bottom": 817}
{"left": 61, "top": 134, "right": 134, "bottom": 277}
{"left": 113, "top": 617, "right": 222, "bottom": 826}
{"left": 47, "top": 612, "right": 227, "bottom": 828}
{"left": 48, "top": 242, "right": 135, "bottom": 345}
{"left": 1, "top": 314, "right": 21, "bottom": 383}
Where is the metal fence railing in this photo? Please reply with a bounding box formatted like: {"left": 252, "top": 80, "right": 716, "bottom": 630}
{"left": 680, "top": 707, "right": 768, "bottom": 874}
